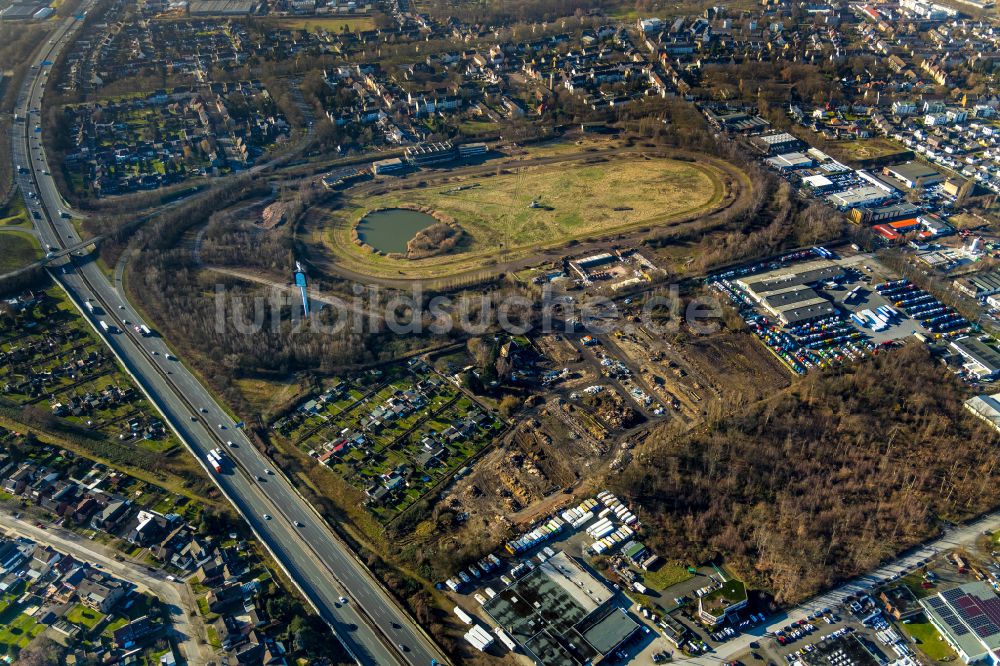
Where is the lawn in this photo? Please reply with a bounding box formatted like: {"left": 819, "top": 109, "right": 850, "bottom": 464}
{"left": 0, "top": 230, "right": 43, "bottom": 272}
{"left": 66, "top": 603, "right": 106, "bottom": 631}
{"left": 323, "top": 152, "right": 730, "bottom": 279}
{"left": 0, "top": 608, "right": 45, "bottom": 652}
{"left": 903, "top": 616, "right": 958, "bottom": 662}
{"left": 643, "top": 563, "right": 695, "bottom": 591}
{"left": 460, "top": 120, "right": 501, "bottom": 135}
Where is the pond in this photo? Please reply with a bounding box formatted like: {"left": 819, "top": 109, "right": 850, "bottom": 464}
{"left": 356, "top": 208, "right": 437, "bottom": 254}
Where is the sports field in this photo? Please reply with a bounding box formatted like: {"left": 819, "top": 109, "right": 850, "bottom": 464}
{"left": 320, "top": 153, "right": 734, "bottom": 279}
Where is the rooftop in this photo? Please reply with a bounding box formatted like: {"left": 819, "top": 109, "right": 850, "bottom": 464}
{"left": 701, "top": 579, "right": 747, "bottom": 616}
{"left": 483, "top": 551, "right": 624, "bottom": 666}
{"left": 921, "top": 582, "right": 1000, "bottom": 660}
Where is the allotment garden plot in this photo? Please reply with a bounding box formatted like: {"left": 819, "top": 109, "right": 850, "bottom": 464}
{"left": 272, "top": 361, "right": 502, "bottom": 523}
{"left": 0, "top": 290, "right": 173, "bottom": 450}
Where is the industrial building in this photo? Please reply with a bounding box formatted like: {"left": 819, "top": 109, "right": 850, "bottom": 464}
{"left": 458, "top": 142, "right": 489, "bottom": 158}
{"left": 951, "top": 337, "right": 1000, "bottom": 379}
{"left": 735, "top": 259, "right": 843, "bottom": 326}
{"left": 404, "top": 141, "right": 455, "bottom": 166}
{"left": 371, "top": 157, "right": 404, "bottom": 175}
{"left": 965, "top": 392, "right": 1000, "bottom": 433}
{"left": 920, "top": 583, "right": 1000, "bottom": 664}
{"left": 827, "top": 186, "right": 891, "bottom": 209}
{"left": 954, "top": 271, "right": 1000, "bottom": 299}
{"left": 482, "top": 551, "right": 640, "bottom": 666}
{"left": 848, "top": 202, "right": 921, "bottom": 225}
{"left": 750, "top": 132, "right": 804, "bottom": 155}
{"left": 188, "top": 0, "right": 257, "bottom": 14}
{"left": 883, "top": 162, "right": 944, "bottom": 190}
{"left": 569, "top": 253, "right": 619, "bottom": 280}
{"left": 766, "top": 152, "right": 814, "bottom": 171}
{"left": 698, "top": 579, "right": 748, "bottom": 624}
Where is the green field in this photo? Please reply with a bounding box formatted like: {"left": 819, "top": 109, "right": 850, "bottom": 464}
{"left": 322, "top": 153, "right": 731, "bottom": 279}
{"left": 903, "top": 616, "right": 958, "bottom": 662}
{"left": 0, "top": 230, "right": 42, "bottom": 272}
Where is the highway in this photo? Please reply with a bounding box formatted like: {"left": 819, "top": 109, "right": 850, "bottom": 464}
{"left": 11, "top": 11, "right": 444, "bottom": 666}
{"left": 679, "top": 511, "right": 1000, "bottom": 666}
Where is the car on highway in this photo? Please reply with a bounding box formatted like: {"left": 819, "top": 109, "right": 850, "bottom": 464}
{"left": 200, "top": 408, "right": 208, "bottom": 413}
{"left": 294, "top": 521, "right": 304, "bottom": 527}
{"left": 226, "top": 440, "right": 234, "bottom": 447}
{"left": 338, "top": 596, "right": 348, "bottom": 604}
{"left": 256, "top": 475, "right": 265, "bottom": 482}
{"left": 218, "top": 423, "right": 225, "bottom": 429}
{"left": 397, "top": 644, "right": 408, "bottom": 652}
{"left": 262, "top": 514, "right": 271, "bottom": 520}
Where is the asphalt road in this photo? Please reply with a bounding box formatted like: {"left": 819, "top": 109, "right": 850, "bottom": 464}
{"left": 0, "top": 508, "right": 214, "bottom": 664}
{"left": 11, "top": 13, "right": 443, "bottom": 666}
{"left": 679, "top": 511, "right": 1000, "bottom": 666}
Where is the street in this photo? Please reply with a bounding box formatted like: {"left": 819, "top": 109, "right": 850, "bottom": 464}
{"left": 676, "top": 510, "right": 1000, "bottom": 666}
{"left": 0, "top": 507, "right": 214, "bottom": 665}
{"left": 10, "top": 10, "right": 443, "bottom": 665}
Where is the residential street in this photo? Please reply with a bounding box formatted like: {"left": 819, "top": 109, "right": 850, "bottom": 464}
{"left": 0, "top": 507, "right": 213, "bottom": 665}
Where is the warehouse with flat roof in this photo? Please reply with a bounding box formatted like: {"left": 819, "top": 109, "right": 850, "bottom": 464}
{"left": 735, "top": 260, "right": 843, "bottom": 326}
{"left": 965, "top": 392, "right": 1000, "bottom": 433}
{"left": 827, "top": 186, "right": 891, "bottom": 209}
{"left": 482, "top": 551, "right": 640, "bottom": 666}
{"left": 951, "top": 337, "right": 1000, "bottom": 379}
{"left": 920, "top": 583, "right": 1000, "bottom": 664}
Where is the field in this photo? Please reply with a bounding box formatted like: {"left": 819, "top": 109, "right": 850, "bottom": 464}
{"left": 269, "top": 16, "right": 375, "bottom": 32}
{"left": 0, "top": 230, "right": 42, "bottom": 272}
{"left": 320, "top": 152, "right": 733, "bottom": 279}
{"left": 822, "top": 137, "right": 910, "bottom": 164}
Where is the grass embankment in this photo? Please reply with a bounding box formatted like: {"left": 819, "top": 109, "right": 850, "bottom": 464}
{"left": 0, "top": 230, "right": 42, "bottom": 272}
{"left": 0, "top": 193, "right": 30, "bottom": 227}
{"left": 321, "top": 152, "right": 732, "bottom": 279}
